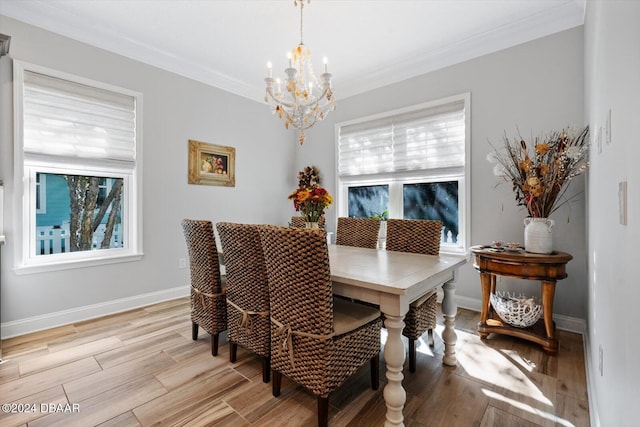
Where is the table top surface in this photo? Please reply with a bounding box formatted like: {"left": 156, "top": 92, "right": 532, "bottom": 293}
{"left": 470, "top": 245, "right": 572, "bottom": 263}
{"left": 328, "top": 244, "right": 468, "bottom": 296}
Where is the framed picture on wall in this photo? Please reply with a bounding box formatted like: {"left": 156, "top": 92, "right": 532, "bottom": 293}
{"left": 188, "top": 140, "right": 236, "bottom": 187}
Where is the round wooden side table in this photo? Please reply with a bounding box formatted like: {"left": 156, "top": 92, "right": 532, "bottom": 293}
{"left": 470, "top": 245, "right": 573, "bottom": 354}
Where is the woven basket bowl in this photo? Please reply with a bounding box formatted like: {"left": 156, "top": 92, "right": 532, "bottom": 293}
{"left": 490, "top": 292, "right": 542, "bottom": 328}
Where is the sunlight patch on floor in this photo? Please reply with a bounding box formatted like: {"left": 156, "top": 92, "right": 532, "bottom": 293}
{"left": 501, "top": 349, "right": 537, "bottom": 372}
{"left": 415, "top": 337, "right": 436, "bottom": 357}
{"left": 455, "top": 330, "right": 552, "bottom": 406}
{"left": 482, "top": 388, "right": 574, "bottom": 427}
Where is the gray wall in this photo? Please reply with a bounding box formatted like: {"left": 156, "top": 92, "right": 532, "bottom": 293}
{"left": 0, "top": 16, "right": 293, "bottom": 332}
{"left": 585, "top": 1, "right": 640, "bottom": 425}
{"left": 296, "top": 27, "right": 587, "bottom": 322}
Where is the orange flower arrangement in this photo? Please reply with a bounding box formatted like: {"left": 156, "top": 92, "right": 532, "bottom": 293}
{"left": 488, "top": 126, "right": 589, "bottom": 218}
{"left": 288, "top": 166, "right": 333, "bottom": 223}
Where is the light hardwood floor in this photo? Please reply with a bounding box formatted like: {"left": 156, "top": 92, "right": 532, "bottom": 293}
{"left": 0, "top": 298, "right": 589, "bottom": 426}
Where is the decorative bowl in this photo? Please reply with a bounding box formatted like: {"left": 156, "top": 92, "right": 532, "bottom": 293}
{"left": 490, "top": 291, "right": 542, "bottom": 328}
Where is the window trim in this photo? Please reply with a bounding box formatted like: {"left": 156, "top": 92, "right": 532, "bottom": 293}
{"left": 35, "top": 172, "right": 46, "bottom": 214}
{"left": 334, "top": 93, "right": 471, "bottom": 254}
{"left": 13, "top": 61, "right": 144, "bottom": 274}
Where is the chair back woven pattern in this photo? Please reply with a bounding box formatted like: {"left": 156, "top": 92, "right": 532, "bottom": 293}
{"left": 181, "top": 219, "right": 227, "bottom": 335}
{"left": 290, "top": 215, "right": 326, "bottom": 230}
{"left": 403, "top": 293, "right": 437, "bottom": 340}
{"left": 385, "top": 219, "right": 442, "bottom": 341}
{"left": 335, "top": 217, "right": 381, "bottom": 249}
{"left": 385, "top": 219, "right": 442, "bottom": 255}
{"left": 259, "top": 226, "right": 381, "bottom": 398}
{"left": 216, "top": 222, "right": 270, "bottom": 358}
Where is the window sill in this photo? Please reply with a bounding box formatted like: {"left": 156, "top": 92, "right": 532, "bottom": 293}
{"left": 14, "top": 252, "right": 144, "bottom": 275}
{"left": 440, "top": 246, "right": 469, "bottom": 258}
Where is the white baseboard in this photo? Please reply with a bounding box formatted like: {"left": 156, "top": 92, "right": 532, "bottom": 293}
{"left": 582, "top": 327, "right": 601, "bottom": 427}
{"left": 441, "top": 291, "right": 587, "bottom": 334}
{"left": 2, "top": 287, "right": 587, "bottom": 338}
{"left": 1, "top": 285, "right": 190, "bottom": 339}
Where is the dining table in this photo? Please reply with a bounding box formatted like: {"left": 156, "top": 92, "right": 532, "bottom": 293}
{"left": 328, "top": 244, "right": 468, "bottom": 427}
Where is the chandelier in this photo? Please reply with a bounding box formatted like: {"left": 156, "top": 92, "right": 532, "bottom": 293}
{"left": 264, "top": 0, "right": 335, "bottom": 145}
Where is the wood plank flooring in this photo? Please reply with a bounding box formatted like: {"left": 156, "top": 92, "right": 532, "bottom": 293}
{"left": 0, "top": 298, "right": 589, "bottom": 426}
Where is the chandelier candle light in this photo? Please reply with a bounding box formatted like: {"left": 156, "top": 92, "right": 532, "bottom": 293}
{"left": 264, "top": 0, "right": 335, "bottom": 145}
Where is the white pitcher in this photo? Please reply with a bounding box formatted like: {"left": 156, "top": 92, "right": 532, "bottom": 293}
{"left": 524, "top": 217, "right": 554, "bottom": 254}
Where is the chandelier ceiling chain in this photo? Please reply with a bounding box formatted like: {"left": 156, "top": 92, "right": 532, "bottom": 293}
{"left": 264, "top": 0, "right": 335, "bottom": 145}
{"left": 298, "top": 0, "right": 304, "bottom": 44}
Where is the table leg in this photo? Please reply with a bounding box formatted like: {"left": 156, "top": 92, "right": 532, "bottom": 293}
{"left": 541, "top": 280, "right": 556, "bottom": 339}
{"left": 490, "top": 273, "right": 496, "bottom": 294}
{"left": 382, "top": 314, "right": 406, "bottom": 427}
{"left": 442, "top": 280, "right": 458, "bottom": 366}
{"left": 479, "top": 272, "right": 492, "bottom": 325}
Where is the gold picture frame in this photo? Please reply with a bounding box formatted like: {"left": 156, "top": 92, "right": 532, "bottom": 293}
{"left": 188, "top": 140, "right": 236, "bottom": 187}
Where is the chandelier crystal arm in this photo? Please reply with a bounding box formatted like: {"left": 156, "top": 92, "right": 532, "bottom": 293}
{"left": 265, "top": 84, "right": 298, "bottom": 110}
{"left": 266, "top": 80, "right": 332, "bottom": 112}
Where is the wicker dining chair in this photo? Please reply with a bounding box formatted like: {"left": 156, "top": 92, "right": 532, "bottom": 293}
{"left": 290, "top": 215, "right": 326, "bottom": 230}
{"left": 385, "top": 218, "right": 443, "bottom": 373}
{"left": 335, "top": 217, "right": 381, "bottom": 249}
{"left": 181, "top": 219, "right": 227, "bottom": 356}
{"left": 259, "top": 226, "right": 382, "bottom": 427}
{"left": 216, "top": 222, "right": 271, "bottom": 383}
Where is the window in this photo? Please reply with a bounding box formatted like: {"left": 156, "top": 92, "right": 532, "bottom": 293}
{"left": 14, "top": 61, "right": 143, "bottom": 272}
{"left": 336, "top": 94, "right": 470, "bottom": 253}
{"left": 403, "top": 181, "right": 459, "bottom": 243}
{"left": 348, "top": 184, "right": 388, "bottom": 218}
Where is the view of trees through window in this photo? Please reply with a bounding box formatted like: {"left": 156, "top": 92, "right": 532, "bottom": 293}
{"left": 347, "top": 181, "right": 459, "bottom": 243}
{"left": 348, "top": 185, "right": 389, "bottom": 218}
{"left": 36, "top": 172, "right": 124, "bottom": 255}
{"left": 403, "top": 181, "right": 459, "bottom": 243}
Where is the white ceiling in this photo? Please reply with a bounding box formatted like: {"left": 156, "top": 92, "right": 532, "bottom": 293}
{"left": 1, "top": 0, "right": 586, "bottom": 102}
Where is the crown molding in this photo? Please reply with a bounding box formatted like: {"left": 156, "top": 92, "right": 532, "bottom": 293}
{"left": 1, "top": 1, "right": 260, "bottom": 99}
{"left": 1, "top": 0, "right": 585, "bottom": 103}
{"left": 337, "top": 0, "right": 586, "bottom": 100}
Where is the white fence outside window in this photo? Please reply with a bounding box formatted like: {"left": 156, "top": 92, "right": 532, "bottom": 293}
{"left": 36, "top": 223, "right": 122, "bottom": 255}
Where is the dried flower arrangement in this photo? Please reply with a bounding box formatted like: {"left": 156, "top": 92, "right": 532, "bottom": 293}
{"left": 487, "top": 126, "right": 590, "bottom": 218}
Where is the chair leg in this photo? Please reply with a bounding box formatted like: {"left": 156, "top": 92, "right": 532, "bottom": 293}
{"left": 192, "top": 322, "right": 199, "bottom": 341}
{"left": 408, "top": 338, "right": 417, "bottom": 373}
{"left": 230, "top": 342, "right": 238, "bottom": 363}
{"left": 370, "top": 354, "right": 379, "bottom": 390}
{"left": 262, "top": 357, "right": 271, "bottom": 383}
{"left": 317, "top": 396, "right": 329, "bottom": 427}
{"left": 272, "top": 370, "right": 282, "bottom": 397}
{"left": 428, "top": 328, "right": 435, "bottom": 347}
{"left": 211, "top": 333, "right": 219, "bottom": 356}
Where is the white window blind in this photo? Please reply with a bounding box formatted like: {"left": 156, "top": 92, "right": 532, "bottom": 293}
{"left": 23, "top": 70, "right": 136, "bottom": 165}
{"left": 338, "top": 100, "right": 465, "bottom": 176}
